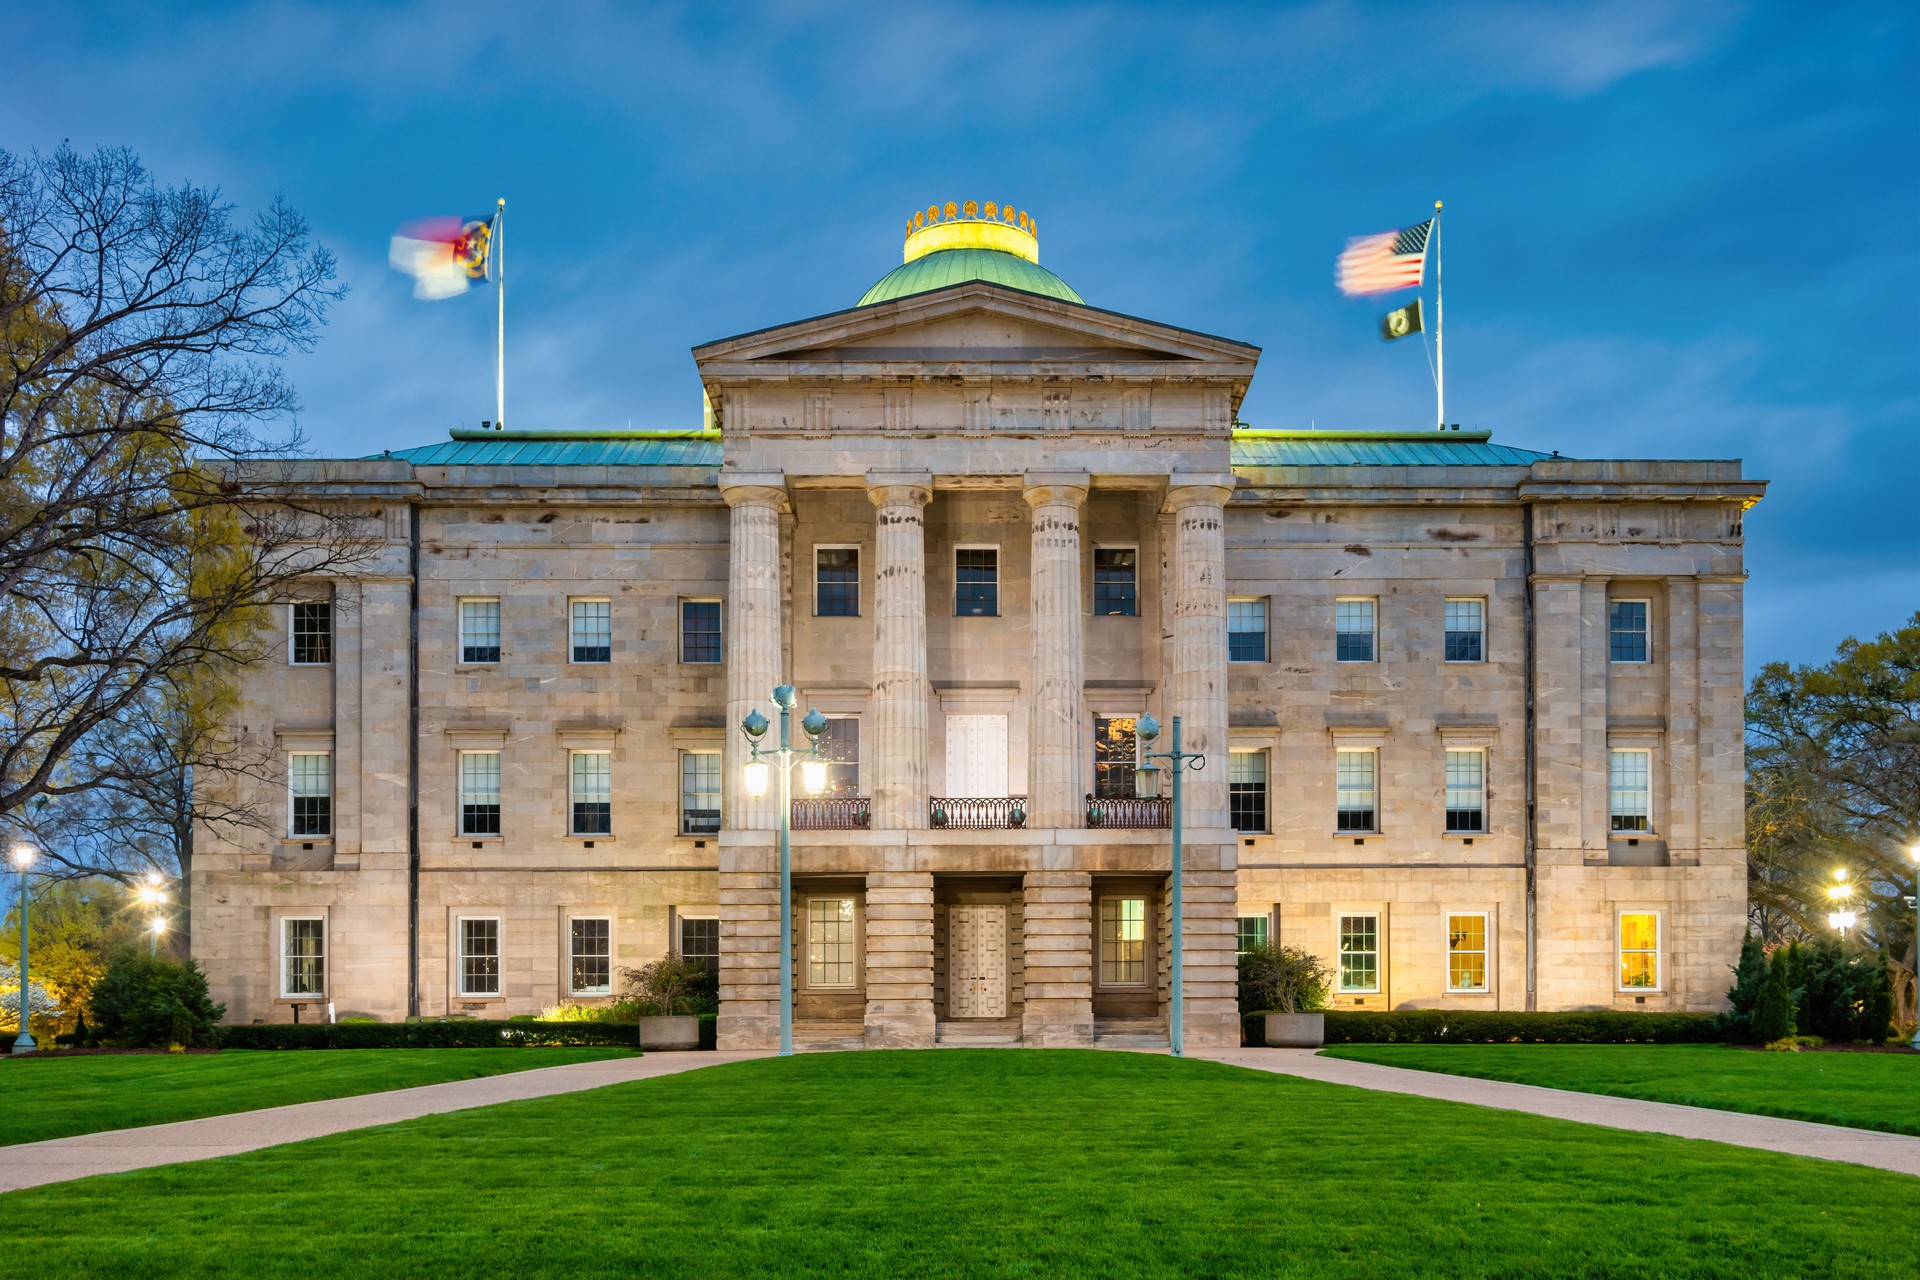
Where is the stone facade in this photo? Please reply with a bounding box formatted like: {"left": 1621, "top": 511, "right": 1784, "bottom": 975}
{"left": 192, "top": 266, "right": 1762, "bottom": 1047}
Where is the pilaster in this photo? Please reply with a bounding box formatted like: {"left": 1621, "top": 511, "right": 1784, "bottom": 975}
{"left": 1023, "top": 477, "right": 1089, "bottom": 829}
{"left": 867, "top": 478, "right": 933, "bottom": 830}
{"left": 722, "top": 479, "right": 788, "bottom": 831}
{"left": 1165, "top": 479, "right": 1233, "bottom": 830}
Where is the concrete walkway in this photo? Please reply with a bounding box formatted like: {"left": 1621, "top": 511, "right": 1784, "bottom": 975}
{"left": 0, "top": 1050, "right": 770, "bottom": 1194}
{"left": 1199, "top": 1048, "right": 1920, "bottom": 1178}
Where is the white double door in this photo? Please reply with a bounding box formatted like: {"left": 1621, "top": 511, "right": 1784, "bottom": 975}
{"left": 945, "top": 714, "right": 1009, "bottom": 797}
{"left": 949, "top": 904, "right": 1008, "bottom": 1019}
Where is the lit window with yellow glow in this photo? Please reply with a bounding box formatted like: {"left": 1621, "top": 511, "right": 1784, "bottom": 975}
{"left": 1447, "top": 914, "right": 1488, "bottom": 992}
{"left": 807, "top": 898, "right": 857, "bottom": 988}
{"left": 1619, "top": 913, "right": 1660, "bottom": 990}
{"left": 1100, "top": 897, "right": 1147, "bottom": 986}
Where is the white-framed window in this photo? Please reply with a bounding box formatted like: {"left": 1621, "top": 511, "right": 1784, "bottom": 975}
{"left": 1092, "top": 546, "right": 1137, "bottom": 617}
{"left": 815, "top": 546, "right": 859, "bottom": 618}
{"left": 1609, "top": 599, "right": 1650, "bottom": 663}
{"left": 289, "top": 600, "right": 332, "bottom": 665}
{"left": 1338, "top": 913, "right": 1381, "bottom": 993}
{"left": 679, "top": 916, "right": 720, "bottom": 961}
{"left": 459, "top": 750, "right": 502, "bottom": 836}
{"left": 281, "top": 917, "right": 326, "bottom": 998}
{"left": 1610, "top": 748, "right": 1652, "bottom": 833}
{"left": 681, "top": 598, "right": 722, "bottom": 664}
{"left": 459, "top": 598, "right": 501, "bottom": 664}
{"left": 680, "top": 751, "right": 721, "bottom": 835}
{"left": 1229, "top": 597, "right": 1268, "bottom": 662}
{"left": 570, "top": 597, "right": 612, "bottom": 663}
{"left": 1335, "top": 597, "right": 1376, "bottom": 662}
{"left": 1444, "top": 749, "right": 1486, "bottom": 833}
{"left": 1236, "top": 914, "right": 1270, "bottom": 954}
{"left": 1447, "top": 913, "right": 1489, "bottom": 992}
{"left": 288, "top": 751, "right": 332, "bottom": 837}
{"left": 570, "top": 750, "right": 612, "bottom": 836}
{"left": 569, "top": 917, "right": 612, "bottom": 995}
{"left": 1229, "top": 750, "right": 1268, "bottom": 833}
{"left": 1618, "top": 911, "right": 1661, "bottom": 991}
{"left": 1444, "top": 598, "right": 1484, "bottom": 663}
{"left": 954, "top": 546, "right": 999, "bottom": 617}
{"left": 457, "top": 916, "right": 502, "bottom": 997}
{"left": 1335, "top": 748, "right": 1377, "bottom": 832}
{"left": 816, "top": 717, "right": 861, "bottom": 796}
{"left": 1098, "top": 896, "right": 1149, "bottom": 987}
{"left": 805, "top": 897, "right": 857, "bottom": 988}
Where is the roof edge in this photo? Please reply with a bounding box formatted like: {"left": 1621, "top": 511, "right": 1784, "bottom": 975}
{"left": 446, "top": 428, "right": 718, "bottom": 442}
{"left": 1234, "top": 429, "right": 1493, "bottom": 442}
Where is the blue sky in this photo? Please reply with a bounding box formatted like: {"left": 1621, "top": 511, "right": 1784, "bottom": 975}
{"left": 6, "top": 0, "right": 1914, "bottom": 670}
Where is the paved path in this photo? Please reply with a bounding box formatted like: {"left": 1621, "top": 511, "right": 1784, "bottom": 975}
{"left": 0, "top": 1051, "right": 769, "bottom": 1194}
{"left": 1199, "top": 1048, "right": 1920, "bottom": 1178}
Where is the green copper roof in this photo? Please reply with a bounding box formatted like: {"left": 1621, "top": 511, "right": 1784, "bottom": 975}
{"left": 857, "top": 248, "right": 1084, "bottom": 306}
{"left": 1231, "top": 431, "right": 1559, "bottom": 467}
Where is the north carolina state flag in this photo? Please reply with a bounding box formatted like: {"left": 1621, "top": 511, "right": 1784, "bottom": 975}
{"left": 388, "top": 213, "right": 495, "bottom": 300}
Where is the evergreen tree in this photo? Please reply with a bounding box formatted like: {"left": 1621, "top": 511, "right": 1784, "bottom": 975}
{"left": 1718, "top": 931, "right": 1768, "bottom": 1040}
{"left": 1856, "top": 963, "right": 1894, "bottom": 1045}
{"left": 1750, "top": 948, "right": 1795, "bottom": 1044}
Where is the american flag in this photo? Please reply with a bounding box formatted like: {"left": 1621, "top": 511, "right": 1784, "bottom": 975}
{"left": 1336, "top": 219, "right": 1433, "bottom": 296}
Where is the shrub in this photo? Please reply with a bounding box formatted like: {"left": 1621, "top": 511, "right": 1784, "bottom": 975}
{"left": 1237, "top": 944, "right": 1332, "bottom": 1015}
{"left": 1315, "top": 1009, "right": 1720, "bottom": 1045}
{"left": 1716, "top": 932, "right": 1767, "bottom": 1041}
{"left": 539, "top": 1000, "right": 642, "bottom": 1023}
{"left": 88, "top": 951, "right": 225, "bottom": 1049}
{"left": 1749, "top": 948, "right": 1795, "bottom": 1044}
{"left": 620, "top": 958, "right": 718, "bottom": 1017}
{"left": 217, "top": 1019, "right": 640, "bottom": 1050}
{"left": 1763, "top": 1034, "right": 1827, "bottom": 1052}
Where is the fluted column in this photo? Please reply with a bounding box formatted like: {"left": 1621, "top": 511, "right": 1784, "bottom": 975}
{"left": 1024, "top": 476, "right": 1089, "bottom": 829}
{"left": 867, "top": 479, "right": 933, "bottom": 829}
{"left": 722, "top": 479, "right": 788, "bottom": 831}
{"left": 1167, "top": 479, "right": 1233, "bottom": 830}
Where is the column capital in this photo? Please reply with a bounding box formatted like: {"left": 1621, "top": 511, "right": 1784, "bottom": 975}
{"left": 866, "top": 473, "right": 933, "bottom": 508}
{"left": 1023, "top": 472, "right": 1090, "bottom": 510}
{"left": 1164, "top": 475, "right": 1236, "bottom": 511}
{"left": 719, "top": 474, "right": 790, "bottom": 511}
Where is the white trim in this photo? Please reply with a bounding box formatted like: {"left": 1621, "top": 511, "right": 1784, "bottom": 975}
{"left": 1442, "top": 595, "right": 1486, "bottom": 663}
{"left": 1443, "top": 746, "right": 1487, "bottom": 834}
{"left": 679, "top": 595, "right": 723, "bottom": 665}
{"left": 566, "top": 914, "right": 615, "bottom": 997}
{"left": 457, "top": 748, "right": 503, "bottom": 839}
{"left": 952, "top": 544, "right": 1000, "bottom": 618}
{"left": 1444, "top": 911, "right": 1490, "bottom": 993}
{"left": 456, "top": 596, "right": 502, "bottom": 666}
{"left": 278, "top": 915, "right": 327, "bottom": 999}
{"left": 812, "top": 543, "right": 862, "bottom": 618}
{"left": 454, "top": 914, "right": 505, "bottom": 999}
{"left": 1335, "top": 909, "right": 1383, "bottom": 994}
{"left": 1334, "top": 595, "right": 1377, "bottom": 663}
{"left": 1608, "top": 746, "right": 1655, "bottom": 836}
{"left": 1227, "top": 595, "right": 1270, "bottom": 663}
{"left": 286, "top": 750, "right": 333, "bottom": 838}
{"left": 1334, "top": 745, "right": 1380, "bottom": 834}
{"left": 1096, "top": 893, "right": 1152, "bottom": 990}
{"left": 1090, "top": 543, "right": 1140, "bottom": 617}
{"left": 1608, "top": 596, "right": 1653, "bottom": 664}
{"left": 678, "top": 748, "right": 723, "bottom": 836}
{"left": 287, "top": 600, "right": 332, "bottom": 666}
{"left": 1617, "top": 909, "right": 1663, "bottom": 993}
{"left": 568, "top": 748, "right": 614, "bottom": 837}
{"left": 802, "top": 895, "right": 861, "bottom": 990}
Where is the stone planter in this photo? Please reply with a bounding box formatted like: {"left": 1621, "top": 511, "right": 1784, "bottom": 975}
{"left": 1263, "top": 1012, "right": 1325, "bottom": 1048}
{"left": 637, "top": 1015, "right": 700, "bottom": 1051}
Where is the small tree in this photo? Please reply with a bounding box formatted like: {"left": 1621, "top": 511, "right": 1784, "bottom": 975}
{"left": 1749, "top": 948, "right": 1795, "bottom": 1044}
{"left": 1718, "top": 931, "right": 1768, "bottom": 1041}
{"left": 88, "top": 950, "right": 224, "bottom": 1048}
{"left": 620, "top": 957, "right": 717, "bottom": 1017}
{"left": 1238, "top": 943, "right": 1333, "bottom": 1015}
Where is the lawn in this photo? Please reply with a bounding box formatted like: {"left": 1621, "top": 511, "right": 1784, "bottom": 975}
{"left": 1321, "top": 1042, "right": 1920, "bottom": 1136}
{"left": 1, "top": 1051, "right": 1914, "bottom": 1279}
{"left": 0, "top": 1047, "right": 636, "bottom": 1146}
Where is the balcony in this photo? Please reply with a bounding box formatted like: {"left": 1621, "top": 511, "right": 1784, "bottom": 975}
{"left": 1085, "top": 794, "right": 1170, "bottom": 830}
{"left": 929, "top": 796, "right": 1028, "bottom": 830}
{"left": 791, "top": 797, "right": 871, "bottom": 830}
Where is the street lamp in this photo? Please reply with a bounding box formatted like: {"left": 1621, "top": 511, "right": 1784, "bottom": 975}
{"left": 148, "top": 916, "right": 168, "bottom": 957}
{"left": 9, "top": 843, "right": 36, "bottom": 1054}
{"left": 1825, "top": 868, "right": 1857, "bottom": 937}
{"left": 740, "top": 686, "right": 828, "bottom": 1057}
{"left": 1134, "top": 714, "right": 1204, "bottom": 1059}
{"left": 1909, "top": 842, "right": 1919, "bottom": 1052}
{"left": 134, "top": 875, "right": 170, "bottom": 955}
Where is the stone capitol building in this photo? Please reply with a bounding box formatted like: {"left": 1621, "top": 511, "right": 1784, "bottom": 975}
{"left": 194, "top": 201, "right": 1764, "bottom": 1050}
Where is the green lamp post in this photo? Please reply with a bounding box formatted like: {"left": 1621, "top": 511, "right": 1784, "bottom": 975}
{"left": 10, "top": 843, "right": 37, "bottom": 1054}
{"left": 1134, "top": 714, "right": 1204, "bottom": 1058}
{"left": 740, "top": 686, "right": 828, "bottom": 1057}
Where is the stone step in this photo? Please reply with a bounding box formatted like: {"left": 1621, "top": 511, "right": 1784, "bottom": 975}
{"left": 936, "top": 1020, "right": 1022, "bottom": 1047}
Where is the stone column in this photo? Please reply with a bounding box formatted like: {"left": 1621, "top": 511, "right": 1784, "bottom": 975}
{"left": 867, "top": 478, "right": 932, "bottom": 829}
{"left": 1024, "top": 477, "right": 1089, "bottom": 829}
{"left": 1165, "top": 479, "right": 1233, "bottom": 831}
{"left": 721, "top": 479, "right": 788, "bottom": 832}
{"left": 864, "top": 871, "right": 936, "bottom": 1047}
{"left": 1021, "top": 871, "right": 1093, "bottom": 1046}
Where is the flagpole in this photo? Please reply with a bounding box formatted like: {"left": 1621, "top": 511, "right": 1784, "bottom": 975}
{"left": 1433, "top": 199, "right": 1444, "bottom": 430}
{"left": 496, "top": 197, "right": 506, "bottom": 430}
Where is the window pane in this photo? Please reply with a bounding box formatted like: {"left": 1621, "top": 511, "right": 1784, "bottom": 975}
{"left": 290, "top": 753, "right": 332, "bottom": 836}
{"left": 1093, "top": 548, "right": 1137, "bottom": 617}
{"left": 680, "top": 752, "right": 721, "bottom": 834}
{"left": 1100, "top": 897, "right": 1147, "bottom": 985}
{"left": 284, "top": 919, "right": 325, "bottom": 996}
{"left": 806, "top": 898, "right": 856, "bottom": 986}
{"left": 1610, "top": 750, "right": 1651, "bottom": 832}
{"left": 571, "top": 599, "right": 612, "bottom": 663}
{"left": 291, "top": 602, "right": 332, "bottom": 664}
{"left": 570, "top": 918, "right": 611, "bottom": 994}
{"left": 1236, "top": 915, "right": 1269, "bottom": 954}
{"left": 1447, "top": 914, "right": 1487, "bottom": 991}
{"left": 1229, "top": 750, "right": 1267, "bottom": 833}
{"left": 955, "top": 549, "right": 998, "bottom": 616}
{"left": 460, "top": 919, "right": 500, "bottom": 995}
{"left": 681, "top": 600, "right": 722, "bottom": 664}
{"left": 816, "top": 719, "right": 861, "bottom": 795}
{"left": 1609, "top": 600, "right": 1648, "bottom": 662}
{"left": 680, "top": 917, "right": 720, "bottom": 960}
{"left": 1620, "top": 913, "right": 1659, "bottom": 988}
{"left": 1336, "top": 750, "right": 1376, "bottom": 832}
{"left": 1093, "top": 716, "right": 1138, "bottom": 799}
{"left": 1228, "top": 599, "right": 1268, "bottom": 662}
{"left": 571, "top": 752, "right": 612, "bottom": 835}
{"left": 1445, "top": 750, "right": 1485, "bottom": 833}
{"left": 815, "top": 548, "right": 859, "bottom": 617}
{"left": 460, "top": 751, "right": 502, "bottom": 836}
{"left": 1444, "top": 598, "right": 1483, "bottom": 662}
{"left": 1336, "top": 599, "right": 1375, "bottom": 662}
{"left": 460, "top": 599, "right": 501, "bottom": 663}
{"left": 1338, "top": 914, "right": 1379, "bottom": 992}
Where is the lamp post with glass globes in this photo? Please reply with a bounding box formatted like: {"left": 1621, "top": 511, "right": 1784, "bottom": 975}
{"left": 739, "top": 685, "right": 829, "bottom": 1058}
{"left": 134, "top": 873, "right": 171, "bottom": 956}
{"left": 1908, "top": 843, "right": 1920, "bottom": 1051}
{"left": 9, "top": 843, "right": 37, "bottom": 1054}
{"left": 1131, "top": 714, "right": 1204, "bottom": 1059}
{"left": 1826, "top": 868, "right": 1858, "bottom": 940}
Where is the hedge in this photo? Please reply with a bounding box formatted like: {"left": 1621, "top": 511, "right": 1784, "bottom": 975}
{"left": 217, "top": 1020, "right": 642, "bottom": 1050}
{"left": 1242, "top": 1009, "right": 1720, "bottom": 1046}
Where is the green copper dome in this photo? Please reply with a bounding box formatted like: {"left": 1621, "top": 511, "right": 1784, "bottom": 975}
{"left": 858, "top": 248, "right": 1083, "bottom": 307}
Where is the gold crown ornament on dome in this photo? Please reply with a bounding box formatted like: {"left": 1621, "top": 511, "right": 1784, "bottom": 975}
{"left": 901, "top": 200, "right": 1040, "bottom": 264}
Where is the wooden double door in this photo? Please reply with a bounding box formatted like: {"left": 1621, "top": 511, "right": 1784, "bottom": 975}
{"left": 948, "top": 903, "right": 1008, "bottom": 1019}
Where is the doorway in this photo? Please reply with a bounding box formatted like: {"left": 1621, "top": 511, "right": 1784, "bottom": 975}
{"left": 948, "top": 903, "right": 1008, "bottom": 1018}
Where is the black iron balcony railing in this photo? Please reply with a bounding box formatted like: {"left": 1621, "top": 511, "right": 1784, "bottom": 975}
{"left": 1085, "top": 793, "right": 1171, "bottom": 830}
{"left": 928, "top": 796, "right": 1028, "bottom": 830}
{"left": 791, "top": 797, "right": 872, "bottom": 830}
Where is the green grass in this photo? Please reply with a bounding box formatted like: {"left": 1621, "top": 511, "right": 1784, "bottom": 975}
{"left": 1321, "top": 1042, "right": 1920, "bottom": 1136}
{"left": 0, "top": 1047, "right": 636, "bottom": 1146}
{"left": 2, "top": 1051, "right": 1915, "bottom": 1279}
